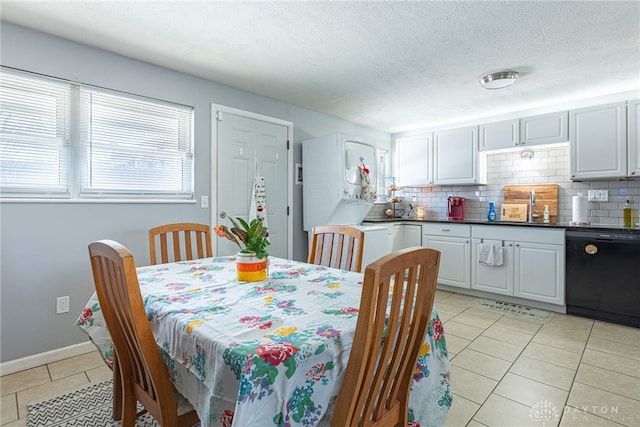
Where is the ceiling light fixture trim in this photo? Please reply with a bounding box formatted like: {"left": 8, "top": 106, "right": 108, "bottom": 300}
{"left": 480, "top": 70, "right": 519, "bottom": 90}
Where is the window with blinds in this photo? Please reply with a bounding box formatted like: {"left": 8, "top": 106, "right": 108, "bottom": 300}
{"left": 0, "top": 67, "right": 194, "bottom": 200}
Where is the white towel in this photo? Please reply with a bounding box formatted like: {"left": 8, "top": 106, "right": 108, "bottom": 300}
{"left": 478, "top": 240, "right": 503, "bottom": 266}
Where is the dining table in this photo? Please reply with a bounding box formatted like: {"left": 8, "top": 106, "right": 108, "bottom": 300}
{"left": 76, "top": 255, "right": 452, "bottom": 427}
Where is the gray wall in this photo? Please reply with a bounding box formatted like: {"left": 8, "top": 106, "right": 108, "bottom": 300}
{"left": 0, "top": 22, "right": 390, "bottom": 362}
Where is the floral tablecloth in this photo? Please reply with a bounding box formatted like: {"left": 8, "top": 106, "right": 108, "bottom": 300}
{"left": 76, "top": 256, "right": 452, "bottom": 427}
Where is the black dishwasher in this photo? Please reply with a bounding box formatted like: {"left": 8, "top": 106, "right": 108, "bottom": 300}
{"left": 566, "top": 230, "right": 640, "bottom": 328}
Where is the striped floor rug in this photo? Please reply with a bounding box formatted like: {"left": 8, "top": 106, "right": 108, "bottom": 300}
{"left": 26, "top": 380, "right": 159, "bottom": 427}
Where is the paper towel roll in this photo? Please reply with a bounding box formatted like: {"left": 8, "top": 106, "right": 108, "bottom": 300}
{"left": 572, "top": 195, "right": 588, "bottom": 223}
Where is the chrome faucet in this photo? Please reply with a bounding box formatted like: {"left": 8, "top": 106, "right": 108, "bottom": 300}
{"left": 529, "top": 189, "right": 537, "bottom": 222}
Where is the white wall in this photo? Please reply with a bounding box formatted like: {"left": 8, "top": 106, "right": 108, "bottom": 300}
{"left": 0, "top": 22, "right": 390, "bottom": 363}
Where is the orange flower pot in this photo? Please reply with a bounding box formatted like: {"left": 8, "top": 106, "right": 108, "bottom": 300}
{"left": 236, "top": 252, "right": 268, "bottom": 282}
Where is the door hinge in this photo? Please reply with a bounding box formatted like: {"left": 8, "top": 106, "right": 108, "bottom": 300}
{"left": 216, "top": 111, "right": 224, "bottom": 121}
{"left": 287, "top": 206, "right": 290, "bottom": 215}
{"left": 287, "top": 140, "right": 290, "bottom": 150}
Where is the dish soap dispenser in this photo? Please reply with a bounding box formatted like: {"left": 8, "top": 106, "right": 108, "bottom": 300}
{"left": 487, "top": 201, "right": 496, "bottom": 222}
{"left": 543, "top": 205, "right": 550, "bottom": 223}
{"left": 623, "top": 196, "right": 632, "bottom": 227}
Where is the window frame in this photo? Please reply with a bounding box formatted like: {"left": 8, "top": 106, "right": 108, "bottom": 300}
{"left": 0, "top": 67, "right": 195, "bottom": 202}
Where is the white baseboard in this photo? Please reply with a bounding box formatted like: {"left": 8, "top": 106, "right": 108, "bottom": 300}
{"left": 0, "top": 342, "right": 97, "bottom": 376}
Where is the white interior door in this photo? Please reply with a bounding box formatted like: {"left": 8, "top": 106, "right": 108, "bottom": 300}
{"left": 215, "top": 110, "right": 289, "bottom": 258}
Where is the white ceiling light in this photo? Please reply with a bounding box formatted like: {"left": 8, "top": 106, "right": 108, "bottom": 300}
{"left": 480, "top": 71, "right": 520, "bottom": 90}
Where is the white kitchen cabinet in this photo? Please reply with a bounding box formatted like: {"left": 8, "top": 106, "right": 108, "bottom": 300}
{"left": 570, "top": 102, "right": 627, "bottom": 180}
{"left": 392, "top": 223, "right": 421, "bottom": 251}
{"left": 628, "top": 99, "right": 640, "bottom": 177}
{"left": 433, "top": 125, "right": 486, "bottom": 185}
{"left": 520, "top": 111, "right": 569, "bottom": 146}
{"left": 422, "top": 223, "right": 471, "bottom": 289}
{"left": 479, "top": 119, "right": 519, "bottom": 151}
{"left": 396, "top": 134, "right": 433, "bottom": 186}
{"left": 471, "top": 226, "right": 564, "bottom": 305}
{"left": 471, "top": 239, "right": 514, "bottom": 296}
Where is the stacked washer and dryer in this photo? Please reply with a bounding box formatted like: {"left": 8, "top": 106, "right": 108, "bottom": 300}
{"left": 302, "top": 133, "right": 389, "bottom": 269}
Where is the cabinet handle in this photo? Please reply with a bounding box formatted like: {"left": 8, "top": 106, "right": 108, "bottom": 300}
{"left": 508, "top": 243, "right": 513, "bottom": 247}
{"left": 441, "top": 229, "right": 450, "bottom": 232}
{"left": 516, "top": 244, "right": 520, "bottom": 247}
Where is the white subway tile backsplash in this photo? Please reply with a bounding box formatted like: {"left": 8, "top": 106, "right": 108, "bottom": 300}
{"left": 365, "top": 144, "right": 640, "bottom": 225}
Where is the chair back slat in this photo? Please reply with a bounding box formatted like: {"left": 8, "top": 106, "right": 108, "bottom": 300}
{"left": 149, "top": 222, "right": 213, "bottom": 265}
{"left": 331, "top": 247, "right": 441, "bottom": 427}
{"left": 307, "top": 225, "right": 366, "bottom": 272}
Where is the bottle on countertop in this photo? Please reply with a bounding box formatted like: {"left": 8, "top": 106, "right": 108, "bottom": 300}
{"left": 543, "top": 205, "right": 550, "bottom": 224}
{"left": 487, "top": 201, "right": 496, "bottom": 222}
{"left": 623, "top": 196, "right": 632, "bottom": 228}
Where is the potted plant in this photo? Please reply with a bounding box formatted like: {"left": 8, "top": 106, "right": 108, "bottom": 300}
{"left": 214, "top": 217, "right": 270, "bottom": 282}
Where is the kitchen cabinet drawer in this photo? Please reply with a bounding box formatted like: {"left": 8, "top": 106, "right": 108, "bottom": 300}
{"left": 472, "top": 225, "right": 564, "bottom": 245}
{"left": 422, "top": 223, "right": 470, "bottom": 238}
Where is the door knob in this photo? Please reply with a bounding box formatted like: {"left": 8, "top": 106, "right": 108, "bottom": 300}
{"left": 219, "top": 211, "right": 227, "bottom": 219}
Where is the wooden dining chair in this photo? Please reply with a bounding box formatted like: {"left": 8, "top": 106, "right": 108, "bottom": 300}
{"left": 89, "top": 240, "right": 200, "bottom": 427}
{"left": 331, "top": 246, "right": 441, "bottom": 427}
{"left": 148, "top": 222, "right": 212, "bottom": 265}
{"left": 307, "top": 225, "right": 366, "bottom": 272}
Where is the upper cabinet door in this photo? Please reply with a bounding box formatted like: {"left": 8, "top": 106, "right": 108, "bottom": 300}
{"left": 628, "top": 99, "right": 640, "bottom": 178}
{"left": 434, "top": 125, "right": 484, "bottom": 185}
{"left": 396, "top": 134, "right": 433, "bottom": 186}
{"left": 479, "top": 119, "right": 519, "bottom": 151}
{"left": 520, "top": 111, "right": 569, "bottom": 146}
{"left": 570, "top": 102, "right": 627, "bottom": 180}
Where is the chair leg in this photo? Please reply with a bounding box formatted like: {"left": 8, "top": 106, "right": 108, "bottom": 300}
{"left": 112, "top": 357, "right": 122, "bottom": 421}
{"left": 121, "top": 393, "right": 138, "bottom": 427}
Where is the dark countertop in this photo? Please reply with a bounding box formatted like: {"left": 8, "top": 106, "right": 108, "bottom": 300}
{"left": 363, "top": 217, "right": 640, "bottom": 234}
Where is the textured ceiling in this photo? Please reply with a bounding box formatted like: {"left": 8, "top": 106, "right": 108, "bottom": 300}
{"left": 2, "top": 1, "right": 639, "bottom": 133}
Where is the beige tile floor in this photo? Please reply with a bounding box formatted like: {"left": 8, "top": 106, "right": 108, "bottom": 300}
{"left": 1, "top": 290, "right": 639, "bottom": 427}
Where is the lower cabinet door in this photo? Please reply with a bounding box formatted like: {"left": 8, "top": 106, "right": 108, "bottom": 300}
{"left": 514, "top": 242, "right": 565, "bottom": 305}
{"left": 424, "top": 235, "right": 470, "bottom": 288}
{"left": 471, "top": 240, "right": 514, "bottom": 296}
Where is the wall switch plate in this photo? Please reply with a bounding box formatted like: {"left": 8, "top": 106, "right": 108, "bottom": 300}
{"left": 200, "top": 195, "right": 209, "bottom": 208}
{"left": 56, "top": 296, "right": 69, "bottom": 314}
{"left": 587, "top": 190, "right": 609, "bottom": 201}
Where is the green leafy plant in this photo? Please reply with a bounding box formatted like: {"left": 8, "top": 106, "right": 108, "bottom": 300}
{"left": 214, "top": 217, "right": 269, "bottom": 259}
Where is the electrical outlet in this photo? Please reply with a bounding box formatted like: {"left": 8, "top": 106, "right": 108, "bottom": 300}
{"left": 56, "top": 296, "right": 69, "bottom": 314}
{"left": 587, "top": 190, "right": 609, "bottom": 201}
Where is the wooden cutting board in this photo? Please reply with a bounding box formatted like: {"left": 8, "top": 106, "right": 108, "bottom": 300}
{"left": 503, "top": 184, "right": 559, "bottom": 223}
{"left": 500, "top": 204, "right": 528, "bottom": 222}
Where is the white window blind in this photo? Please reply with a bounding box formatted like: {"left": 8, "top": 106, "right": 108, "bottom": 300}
{"left": 0, "top": 67, "right": 194, "bottom": 200}
{"left": 0, "top": 69, "right": 71, "bottom": 197}
{"left": 79, "top": 89, "right": 193, "bottom": 198}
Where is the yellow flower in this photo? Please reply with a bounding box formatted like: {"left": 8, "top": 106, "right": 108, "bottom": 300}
{"left": 274, "top": 327, "right": 297, "bottom": 335}
{"left": 265, "top": 296, "right": 274, "bottom": 303}
{"left": 419, "top": 343, "right": 430, "bottom": 356}
{"left": 327, "top": 283, "right": 340, "bottom": 289}
{"left": 186, "top": 319, "right": 205, "bottom": 334}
